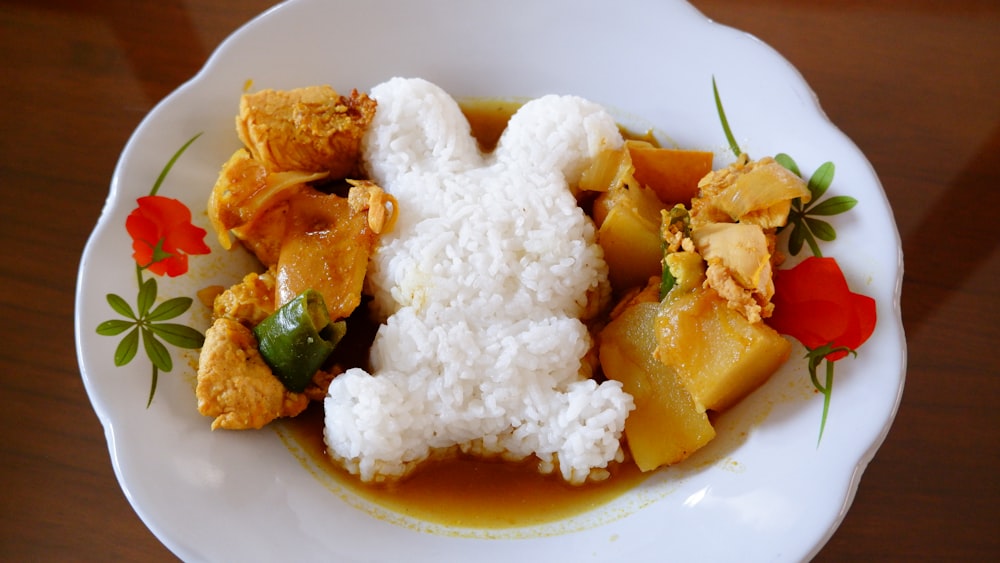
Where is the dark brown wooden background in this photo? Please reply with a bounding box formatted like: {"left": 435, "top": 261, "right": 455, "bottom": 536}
{"left": 2, "top": 1, "right": 996, "bottom": 560}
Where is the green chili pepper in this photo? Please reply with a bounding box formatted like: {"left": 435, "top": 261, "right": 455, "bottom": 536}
{"left": 253, "top": 289, "right": 346, "bottom": 393}
{"left": 659, "top": 205, "right": 691, "bottom": 300}
{"left": 659, "top": 255, "right": 677, "bottom": 299}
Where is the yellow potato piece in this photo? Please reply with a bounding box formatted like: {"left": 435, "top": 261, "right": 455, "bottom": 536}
{"left": 600, "top": 302, "right": 715, "bottom": 471}
{"left": 655, "top": 287, "right": 791, "bottom": 413}
{"left": 596, "top": 187, "right": 666, "bottom": 292}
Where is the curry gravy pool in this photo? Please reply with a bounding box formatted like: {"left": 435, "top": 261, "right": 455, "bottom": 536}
{"left": 276, "top": 99, "right": 650, "bottom": 528}
{"left": 281, "top": 404, "right": 648, "bottom": 528}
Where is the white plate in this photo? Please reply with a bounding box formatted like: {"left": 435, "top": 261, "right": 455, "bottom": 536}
{"left": 75, "top": 0, "right": 906, "bottom": 561}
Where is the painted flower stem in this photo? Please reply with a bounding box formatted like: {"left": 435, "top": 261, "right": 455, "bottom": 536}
{"left": 805, "top": 343, "right": 856, "bottom": 445}
{"left": 805, "top": 231, "right": 823, "bottom": 258}
{"left": 148, "top": 365, "right": 159, "bottom": 408}
{"left": 819, "top": 358, "right": 834, "bottom": 445}
{"left": 151, "top": 132, "right": 202, "bottom": 197}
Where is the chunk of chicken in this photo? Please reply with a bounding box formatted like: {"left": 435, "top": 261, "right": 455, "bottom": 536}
{"left": 212, "top": 269, "right": 277, "bottom": 327}
{"left": 690, "top": 222, "right": 775, "bottom": 323}
{"left": 236, "top": 86, "right": 376, "bottom": 175}
{"left": 196, "top": 317, "right": 309, "bottom": 430}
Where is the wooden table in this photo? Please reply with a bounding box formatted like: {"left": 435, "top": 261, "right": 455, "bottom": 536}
{"left": 1, "top": 1, "right": 996, "bottom": 560}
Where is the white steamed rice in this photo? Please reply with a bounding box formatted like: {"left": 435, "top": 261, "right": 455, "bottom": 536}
{"left": 323, "top": 77, "right": 634, "bottom": 484}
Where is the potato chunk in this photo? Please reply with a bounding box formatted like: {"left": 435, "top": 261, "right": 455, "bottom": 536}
{"left": 655, "top": 286, "right": 791, "bottom": 413}
{"left": 600, "top": 301, "right": 715, "bottom": 471}
{"left": 597, "top": 205, "right": 662, "bottom": 292}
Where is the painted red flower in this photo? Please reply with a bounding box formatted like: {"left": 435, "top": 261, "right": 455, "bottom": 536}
{"left": 769, "top": 256, "right": 876, "bottom": 360}
{"left": 125, "top": 195, "right": 210, "bottom": 277}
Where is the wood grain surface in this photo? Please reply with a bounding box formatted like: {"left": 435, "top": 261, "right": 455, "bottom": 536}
{"left": 1, "top": 1, "right": 996, "bottom": 560}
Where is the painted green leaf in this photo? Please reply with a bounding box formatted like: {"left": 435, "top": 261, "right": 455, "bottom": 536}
{"left": 807, "top": 162, "right": 836, "bottom": 201}
{"left": 106, "top": 293, "right": 136, "bottom": 320}
{"left": 137, "top": 277, "right": 158, "bottom": 318}
{"left": 809, "top": 195, "right": 858, "bottom": 216}
{"left": 142, "top": 327, "right": 173, "bottom": 372}
{"left": 115, "top": 327, "right": 140, "bottom": 366}
{"left": 147, "top": 296, "right": 194, "bottom": 322}
{"left": 96, "top": 319, "right": 135, "bottom": 336}
{"left": 806, "top": 217, "right": 837, "bottom": 241}
{"left": 788, "top": 222, "right": 806, "bottom": 256}
{"left": 149, "top": 323, "right": 205, "bottom": 349}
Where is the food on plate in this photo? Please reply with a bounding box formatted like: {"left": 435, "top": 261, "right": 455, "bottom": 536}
{"left": 588, "top": 129, "right": 804, "bottom": 470}
{"left": 582, "top": 141, "right": 714, "bottom": 293}
{"left": 253, "top": 289, "right": 346, "bottom": 393}
{"left": 236, "top": 85, "right": 376, "bottom": 176}
{"left": 197, "top": 316, "right": 310, "bottom": 430}
{"left": 325, "top": 77, "right": 632, "bottom": 484}
{"left": 688, "top": 154, "right": 811, "bottom": 322}
{"left": 198, "top": 85, "right": 396, "bottom": 430}
{"left": 196, "top": 76, "right": 805, "bottom": 488}
{"left": 599, "top": 300, "right": 715, "bottom": 471}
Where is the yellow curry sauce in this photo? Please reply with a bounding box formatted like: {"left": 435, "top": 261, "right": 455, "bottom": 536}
{"left": 282, "top": 405, "right": 648, "bottom": 528}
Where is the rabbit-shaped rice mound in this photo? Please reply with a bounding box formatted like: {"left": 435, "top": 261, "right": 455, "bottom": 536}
{"left": 323, "top": 77, "right": 634, "bottom": 484}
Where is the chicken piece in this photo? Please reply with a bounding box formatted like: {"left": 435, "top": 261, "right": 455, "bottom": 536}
{"left": 212, "top": 269, "right": 278, "bottom": 326}
{"left": 196, "top": 317, "right": 309, "bottom": 430}
{"left": 691, "top": 222, "right": 774, "bottom": 323}
{"left": 691, "top": 155, "right": 810, "bottom": 229}
{"left": 207, "top": 148, "right": 326, "bottom": 253}
{"left": 275, "top": 182, "right": 395, "bottom": 319}
{"left": 236, "top": 86, "right": 376, "bottom": 175}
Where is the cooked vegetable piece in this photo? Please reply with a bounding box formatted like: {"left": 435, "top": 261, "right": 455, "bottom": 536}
{"left": 253, "top": 289, "right": 346, "bottom": 393}
{"left": 275, "top": 181, "right": 394, "bottom": 318}
{"left": 207, "top": 148, "right": 327, "bottom": 251}
{"left": 628, "top": 143, "right": 714, "bottom": 205}
{"left": 718, "top": 159, "right": 809, "bottom": 227}
{"left": 598, "top": 201, "right": 664, "bottom": 292}
{"left": 197, "top": 316, "right": 309, "bottom": 430}
{"left": 663, "top": 250, "right": 705, "bottom": 295}
{"left": 579, "top": 146, "right": 635, "bottom": 197}
{"left": 600, "top": 301, "right": 715, "bottom": 471}
{"left": 692, "top": 155, "right": 811, "bottom": 228}
{"left": 590, "top": 141, "right": 712, "bottom": 293}
{"left": 694, "top": 222, "right": 772, "bottom": 290}
{"left": 658, "top": 204, "right": 693, "bottom": 299}
{"left": 655, "top": 286, "right": 791, "bottom": 413}
{"left": 690, "top": 222, "right": 775, "bottom": 323}
{"left": 595, "top": 177, "right": 668, "bottom": 292}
